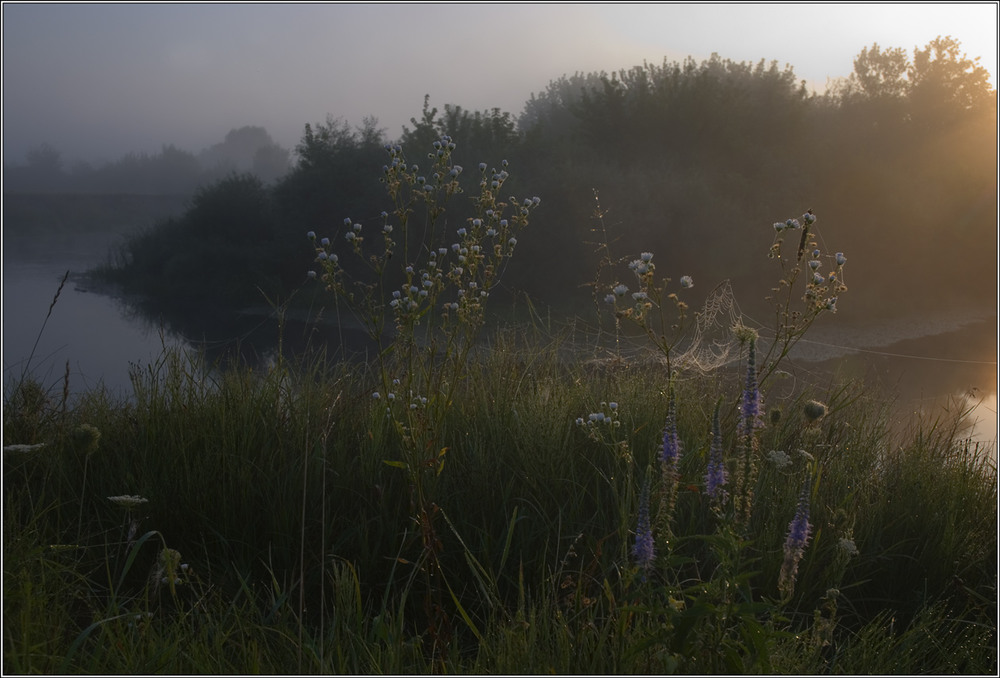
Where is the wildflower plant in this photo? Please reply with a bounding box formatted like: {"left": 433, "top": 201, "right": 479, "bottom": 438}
{"left": 309, "top": 137, "right": 537, "bottom": 496}
{"left": 600, "top": 206, "right": 855, "bottom": 671}
{"left": 704, "top": 398, "right": 728, "bottom": 507}
{"left": 632, "top": 470, "right": 655, "bottom": 581}
{"left": 761, "top": 210, "right": 849, "bottom": 385}
{"left": 655, "top": 378, "right": 682, "bottom": 536}
{"left": 602, "top": 248, "right": 695, "bottom": 376}
{"left": 574, "top": 400, "right": 630, "bottom": 461}
{"left": 779, "top": 471, "right": 814, "bottom": 600}
{"left": 733, "top": 334, "right": 764, "bottom": 526}
{"left": 308, "top": 136, "right": 540, "bottom": 651}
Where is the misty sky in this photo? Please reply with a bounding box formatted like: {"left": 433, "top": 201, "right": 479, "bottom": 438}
{"left": 3, "top": 2, "right": 997, "bottom": 167}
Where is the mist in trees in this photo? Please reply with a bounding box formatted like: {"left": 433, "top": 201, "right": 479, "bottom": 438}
{"left": 3, "top": 126, "right": 292, "bottom": 194}
{"left": 72, "top": 36, "right": 999, "bottom": 327}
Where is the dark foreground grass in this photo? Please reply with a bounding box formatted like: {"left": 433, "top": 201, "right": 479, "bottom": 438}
{"left": 3, "top": 323, "right": 996, "bottom": 674}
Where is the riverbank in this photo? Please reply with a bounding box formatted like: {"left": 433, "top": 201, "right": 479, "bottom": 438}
{"left": 778, "top": 305, "right": 997, "bottom": 364}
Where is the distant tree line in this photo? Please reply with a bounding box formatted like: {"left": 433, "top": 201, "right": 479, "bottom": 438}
{"left": 3, "top": 125, "right": 291, "bottom": 194}
{"left": 97, "top": 36, "right": 995, "bottom": 322}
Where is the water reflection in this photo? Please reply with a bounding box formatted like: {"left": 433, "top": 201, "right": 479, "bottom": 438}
{"left": 2, "top": 262, "right": 193, "bottom": 401}
{"left": 802, "top": 317, "right": 998, "bottom": 452}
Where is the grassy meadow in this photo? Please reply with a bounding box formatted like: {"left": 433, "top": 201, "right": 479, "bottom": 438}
{"left": 4, "top": 138, "right": 997, "bottom": 674}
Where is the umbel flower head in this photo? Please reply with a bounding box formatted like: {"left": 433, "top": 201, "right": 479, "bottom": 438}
{"left": 108, "top": 495, "right": 149, "bottom": 509}
{"left": 632, "top": 473, "right": 655, "bottom": 576}
{"left": 779, "top": 476, "right": 813, "bottom": 599}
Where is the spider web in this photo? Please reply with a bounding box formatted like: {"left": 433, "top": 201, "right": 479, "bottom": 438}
{"left": 669, "top": 279, "right": 745, "bottom": 374}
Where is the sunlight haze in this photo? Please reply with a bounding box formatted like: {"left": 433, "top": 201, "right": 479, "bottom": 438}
{"left": 2, "top": 2, "right": 997, "bottom": 166}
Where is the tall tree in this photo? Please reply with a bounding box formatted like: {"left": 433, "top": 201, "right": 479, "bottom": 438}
{"left": 908, "top": 36, "right": 994, "bottom": 127}
{"left": 851, "top": 43, "right": 909, "bottom": 99}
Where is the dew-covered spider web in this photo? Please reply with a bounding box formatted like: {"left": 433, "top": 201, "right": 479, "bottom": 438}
{"left": 561, "top": 278, "right": 749, "bottom": 375}
{"left": 669, "top": 279, "right": 745, "bottom": 374}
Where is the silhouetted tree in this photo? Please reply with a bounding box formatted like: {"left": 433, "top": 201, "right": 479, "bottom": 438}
{"left": 908, "top": 35, "right": 994, "bottom": 128}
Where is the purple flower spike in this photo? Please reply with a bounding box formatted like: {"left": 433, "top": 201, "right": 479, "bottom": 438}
{"left": 660, "top": 388, "right": 681, "bottom": 469}
{"left": 632, "top": 475, "right": 655, "bottom": 575}
{"left": 739, "top": 338, "right": 764, "bottom": 438}
{"left": 779, "top": 476, "right": 813, "bottom": 598}
{"left": 705, "top": 400, "right": 727, "bottom": 502}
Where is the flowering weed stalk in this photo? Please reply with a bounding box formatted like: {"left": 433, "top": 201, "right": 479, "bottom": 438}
{"left": 779, "top": 471, "right": 814, "bottom": 601}
{"left": 632, "top": 470, "right": 655, "bottom": 581}
{"left": 761, "top": 211, "right": 848, "bottom": 386}
{"left": 655, "top": 377, "right": 682, "bottom": 537}
{"left": 602, "top": 248, "right": 695, "bottom": 376}
{"left": 704, "top": 398, "right": 727, "bottom": 507}
{"left": 734, "top": 334, "right": 763, "bottom": 526}
{"left": 309, "top": 136, "right": 539, "bottom": 657}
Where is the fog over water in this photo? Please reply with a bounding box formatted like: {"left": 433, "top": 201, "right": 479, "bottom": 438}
{"left": 3, "top": 221, "right": 995, "bottom": 450}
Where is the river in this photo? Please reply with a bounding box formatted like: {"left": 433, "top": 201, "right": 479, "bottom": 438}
{"left": 2, "top": 200, "right": 996, "bottom": 452}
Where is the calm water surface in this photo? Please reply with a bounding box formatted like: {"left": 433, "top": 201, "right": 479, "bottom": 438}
{"left": 3, "top": 230, "right": 996, "bottom": 451}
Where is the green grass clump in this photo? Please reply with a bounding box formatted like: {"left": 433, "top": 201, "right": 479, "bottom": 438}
{"left": 4, "top": 325, "right": 995, "bottom": 674}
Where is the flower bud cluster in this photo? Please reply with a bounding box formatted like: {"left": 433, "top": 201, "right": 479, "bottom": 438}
{"left": 604, "top": 250, "right": 693, "bottom": 328}
{"left": 307, "top": 138, "right": 539, "bottom": 335}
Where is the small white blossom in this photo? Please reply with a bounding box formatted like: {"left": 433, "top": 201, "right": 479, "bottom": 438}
{"left": 679, "top": 276, "right": 694, "bottom": 288}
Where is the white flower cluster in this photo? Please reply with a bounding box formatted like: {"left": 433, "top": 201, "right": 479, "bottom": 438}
{"left": 768, "top": 450, "right": 792, "bottom": 470}
{"left": 108, "top": 495, "right": 149, "bottom": 509}
{"left": 575, "top": 401, "right": 621, "bottom": 429}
